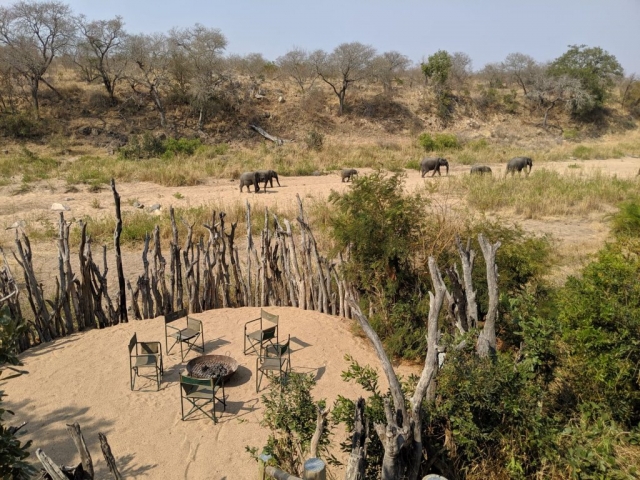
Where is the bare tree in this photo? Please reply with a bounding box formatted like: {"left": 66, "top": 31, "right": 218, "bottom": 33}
{"left": 371, "top": 50, "right": 411, "bottom": 94}
{"left": 276, "top": 47, "right": 317, "bottom": 93}
{"left": 123, "top": 32, "right": 171, "bottom": 127}
{"left": 313, "top": 42, "right": 376, "bottom": 115}
{"left": 228, "top": 52, "right": 271, "bottom": 80}
{"left": 478, "top": 62, "right": 507, "bottom": 88}
{"left": 343, "top": 234, "right": 502, "bottom": 479}
{"left": 502, "top": 52, "right": 539, "bottom": 96}
{"left": 619, "top": 73, "right": 637, "bottom": 110}
{"left": 169, "top": 24, "right": 227, "bottom": 129}
{"left": 449, "top": 51, "right": 473, "bottom": 94}
{"left": 526, "top": 72, "right": 592, "bottom": 129}
{"left": 0, "top": 54, "right": 22, "bottom": 113}
{"left": 74, "top": 15, "right": 127, "bottom": 104}
{"left": 0, "top": 0, "right": 75, "bottom": 118}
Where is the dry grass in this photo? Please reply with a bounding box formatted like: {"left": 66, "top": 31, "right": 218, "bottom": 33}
{"left": 433, "top": 168, "right": 638, "bottom": 219}
{"left": 66, "top": 200, "right": 304, "bottom": 248}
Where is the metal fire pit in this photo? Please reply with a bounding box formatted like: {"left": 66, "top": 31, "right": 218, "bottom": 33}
{"left": 186, "top": 354, "right": 238, "bottom": 383}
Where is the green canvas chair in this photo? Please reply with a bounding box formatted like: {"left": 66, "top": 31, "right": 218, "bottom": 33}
{"left": 180, "top": 373, "right": 226, "bottom": 423}
{"left": 256, "top": 335, "right": 291, "bottom": 393}
{"left": 244, "top": 309, "right": 279, "bottom": 356}
{"left": 128, "top": 333, "right": 163, "bottom": 391}
{"left": 164, "top": 309, "right": 204, "bottom": 361}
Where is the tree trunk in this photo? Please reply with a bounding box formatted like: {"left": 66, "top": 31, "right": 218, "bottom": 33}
{"left": 476, "top": 234, "right": 501, "bottom": 358}
{"left": 111, "top": 179, "right": 127, "bottom": 323}
{"left": 344, "top": 397, "right": 367, "bottom": 480}
{"left": 66, "top": 422, "right": 94, "bottom": 479}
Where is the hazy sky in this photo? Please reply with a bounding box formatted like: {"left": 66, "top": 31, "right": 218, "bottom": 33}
{"left": 10, "top": 0, "right": 640, "bottom": 74}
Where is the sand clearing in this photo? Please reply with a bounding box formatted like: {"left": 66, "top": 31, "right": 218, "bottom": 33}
{"left": 4, "top": 307, "right": 419, "bottom": 479}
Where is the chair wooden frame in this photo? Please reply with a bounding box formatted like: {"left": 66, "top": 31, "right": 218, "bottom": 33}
{"left": 129, "top": 333, "right": 163, "bottom": 391}
{"left": 244, "top": 309, "right": 279, "bottom": 356}
{"left": 164, "top": 309, "right": 205, "bottom": 361}
{"left": 256, "top": 335, "right": 291, "bottom": 393}
{"left": 180, "top": 373, "right": 226, "bottom": 423}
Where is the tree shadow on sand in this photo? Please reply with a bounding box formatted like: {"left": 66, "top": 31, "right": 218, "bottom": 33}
{"left": 3, "top": 398, "right": 157, "bottom": 477}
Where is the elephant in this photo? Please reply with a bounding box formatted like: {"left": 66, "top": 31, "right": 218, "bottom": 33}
{"left": 239, "top": 172, "right": 261, "bottom": 193}
{"left": 420, "top": 157, "right": 449, "bottom": 177}
{"left": 256, "top": 169, "right": 281, "bottom": 190}
{"left": 506, "top": 156, "right": 533, "bottom": 176}
{"left": 470, "top": 165, "right": 492, "bottom": 175}
{"left": 341, "top": 168, "right": 358, "bottom": 182}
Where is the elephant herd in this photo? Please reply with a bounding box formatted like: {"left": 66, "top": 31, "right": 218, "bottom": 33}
{"left": 420, "top": 156, "right": 533, "bottom": 177}
{"left": 239, "top": 157, "right": 533, "bottom": 192}
{"left": 239, "top": 168, "right": 361, "bottom": 192}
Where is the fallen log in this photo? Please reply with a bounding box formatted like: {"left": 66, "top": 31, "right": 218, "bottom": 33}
{"left": 249, "top": 124, "right": 288, "bottom": 145}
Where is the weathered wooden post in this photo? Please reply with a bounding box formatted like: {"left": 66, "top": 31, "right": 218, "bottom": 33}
{"left": 302, "top": 458, "right": 326, "bottom": 480}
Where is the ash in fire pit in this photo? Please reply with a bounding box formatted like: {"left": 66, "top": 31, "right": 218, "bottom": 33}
{"left": 192, "top": 363, "right": 229, "bottom": 378}
{"left": 186, "top": 354, "right": 239, "bottom": 383}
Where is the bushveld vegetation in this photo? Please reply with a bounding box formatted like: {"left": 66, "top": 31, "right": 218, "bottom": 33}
{"left": 309, "top": 175, "right": 638, "bottom": 478}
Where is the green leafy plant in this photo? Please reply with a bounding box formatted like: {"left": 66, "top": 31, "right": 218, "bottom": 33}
{"left": 256, "top": 373, "right": 328, "bottom": 476}
{"left": 0, "top": 306, "right": 35, "bottom": 479}
{"left": 418, "top": 133, "right": 460, "bottom": 152}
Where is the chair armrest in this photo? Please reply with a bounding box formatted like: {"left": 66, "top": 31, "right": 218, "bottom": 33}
{"left": 166, "top": 324, "right": 181, "bottom": 333}
{"left": 244, "top": 317, "right": 262, "bottom": 332}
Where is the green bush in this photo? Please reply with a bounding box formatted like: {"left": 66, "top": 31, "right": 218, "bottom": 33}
{"left": 162, "top": 137, "right": 202, "bottom": 158}
{"left": 329, "top": 172, "right": 431, "bottom": 357}
{"left": 118, "top": 134, "right": 203, "bottom": 160}
{"left": 0, "top": 113, "right": 41, "bottom": 139}
{"left": 0, "top": 307, "right": 35, "bottom": 479}
{"left": 256, "top": 373, "right": 327, "bottom": 476}
{"left": 611, "top": 200, "right": 640, "bottom": 239}
{"left": 557, "top": 244, "right": 640, "bottom": 427}
{"left": 418, "top": 132, "right": 460, "bottom": 152}
{"left": 503, "top": 91, "right": 518, "bottom": 114}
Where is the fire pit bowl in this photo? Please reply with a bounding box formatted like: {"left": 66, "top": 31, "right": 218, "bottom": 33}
{"left": 186, "top": 355, "right": 238, "bottom": 383}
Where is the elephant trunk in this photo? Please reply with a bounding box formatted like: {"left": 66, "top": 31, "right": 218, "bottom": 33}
{"left": 274, "top": 173, "right": 281, "bottom": 186}
{"left": 445, "top": 163, "right": 449, "bottom": 175}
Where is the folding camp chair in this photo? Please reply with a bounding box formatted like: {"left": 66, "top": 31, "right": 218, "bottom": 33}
{"left": 244, "top": 309, "right": 279, "bottom": 356}
{"left": 256, "top": 335, "right": 291, "bottom": 393}
{"left": 180, "top": 373, "right": 226, "bottom": 423}
{"left": 165, "top": 309, "right": 204, "bottom": 361}
{"left": 128, "top": 333, "right": 163, "bottom": 391}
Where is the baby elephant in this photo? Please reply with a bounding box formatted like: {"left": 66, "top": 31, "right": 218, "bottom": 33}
{"left": 470, "top": 165, "right": 492, "bottom": 175}
{"left": 506, "top": 156, "right": 533, "bottom": 176}
{"left": 239, "top": 171, "right": 261, "bottom": 193}
{"left": 341, "top": 168, "right": 358, "bottom": 182}
{"left": 420, "top": 157, "right": 449, "bottom": 177}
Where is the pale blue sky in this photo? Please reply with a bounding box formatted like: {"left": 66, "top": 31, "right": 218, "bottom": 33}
{"left": 7, "top": 0, "right": 640, "bottom": 74}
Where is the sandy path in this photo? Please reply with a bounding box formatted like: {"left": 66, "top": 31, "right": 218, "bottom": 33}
{"left": 4, "top": 307, "right": 419, "bottom": 479}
